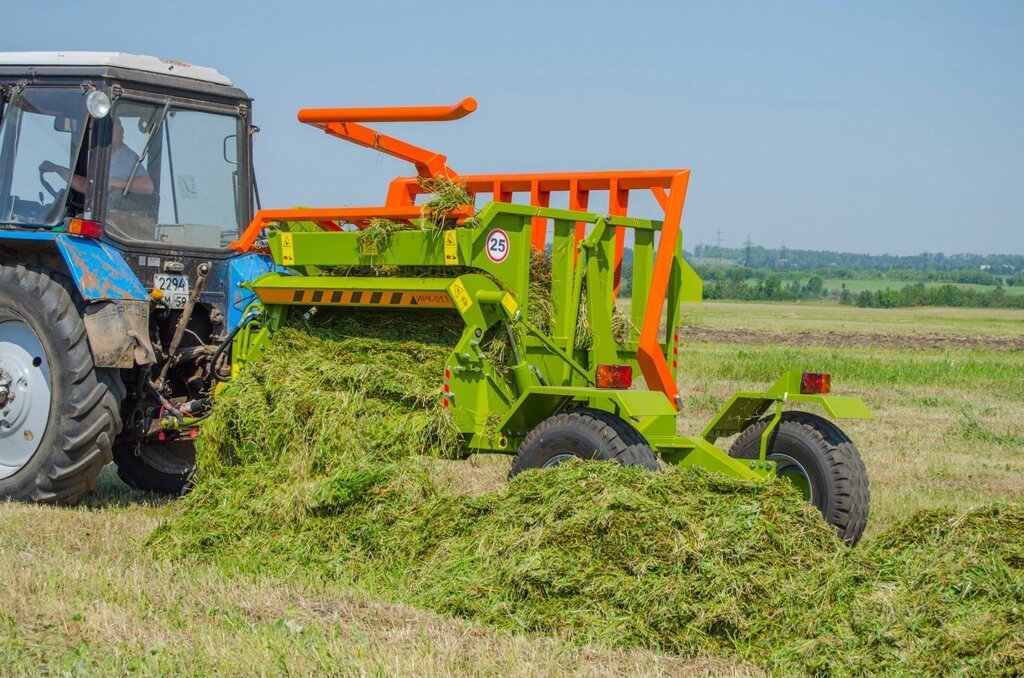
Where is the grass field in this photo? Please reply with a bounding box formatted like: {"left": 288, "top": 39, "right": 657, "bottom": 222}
{"left": 820, "top": 277, "right": 1024, "bottom": 296}
{"left": 1, "top": 301, "right": 1021, "bottom": 675}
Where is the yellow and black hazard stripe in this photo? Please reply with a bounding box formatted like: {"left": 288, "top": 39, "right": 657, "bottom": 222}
{"left": 254, "top": 287, "right": 454, "bottom": 308}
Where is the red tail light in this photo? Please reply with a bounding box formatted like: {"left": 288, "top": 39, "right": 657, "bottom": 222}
{"left": 800, "top": 372, "right": 832, "bottom": 394}
{"left": 596, "top": 364, "right": 632, "bottom": 389}
{"left": 67, "top": 218, "right": 102, "bottom": 238}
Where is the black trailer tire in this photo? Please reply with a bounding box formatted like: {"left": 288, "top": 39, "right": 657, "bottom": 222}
{"left": 113, "top": 440, "right": 195, "bottom": 495}
{"left": 0, "top": 265, "right": 124, "bottom": 503}
{"left": 510, "top": 409, "right": 660, "bottom": 476}
{"left": 729, "top": 414, "right": 870, "bottom": 545}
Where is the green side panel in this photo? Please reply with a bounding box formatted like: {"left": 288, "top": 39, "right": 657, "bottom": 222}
{"left": 679, "top": 256, "right": 703, "bottom": 304}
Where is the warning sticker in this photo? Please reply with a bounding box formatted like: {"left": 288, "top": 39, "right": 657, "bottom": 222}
{"left": 485, "top": 228, "right": 509, "bottom": 263}
{"left": 280, "top": 233, "right": 295, "bottom": 265}
{"left": 443, "top": 230, "right": 459, "bottom": 265}
{"left": 501, "top": 293, "right": 519, "bottom": 318}
{"left": 449, "top": 280, "right": 473, "bottom": 313}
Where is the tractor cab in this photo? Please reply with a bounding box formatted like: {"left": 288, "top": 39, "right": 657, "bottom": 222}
{"left": 0, "top": 52, "right": 255, "bottom": 253}
{"left": 0, "top": 53, "right": 270, "bottom": 501}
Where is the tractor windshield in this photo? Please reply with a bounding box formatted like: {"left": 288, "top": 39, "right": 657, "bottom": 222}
{"left": 0, "top": 87, "right": 89, "bottom": 227}
{"left": 104, "top": 99, "right": 246, "bottom": 249}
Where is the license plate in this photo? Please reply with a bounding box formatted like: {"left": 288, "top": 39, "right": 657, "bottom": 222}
{"left": 153, "top": 273, "right": 190, "bottom": 309}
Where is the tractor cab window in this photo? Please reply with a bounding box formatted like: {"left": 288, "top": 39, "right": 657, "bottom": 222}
{"left": 104, "top": 100, "right": 245, "bottom": 250}
{"left": 0, "top": 87, "right": 89, "bottom": 226}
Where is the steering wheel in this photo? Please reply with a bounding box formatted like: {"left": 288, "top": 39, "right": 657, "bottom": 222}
{"left": 39, "top": 169, "right": 62, "bottom": 200}
{"left": 38, "top": 169, "right": 68, "bottom": 224}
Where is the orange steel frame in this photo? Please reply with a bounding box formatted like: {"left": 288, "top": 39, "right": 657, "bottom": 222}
{"left": 231, "top": 99, "right": 690, "bottom": 406}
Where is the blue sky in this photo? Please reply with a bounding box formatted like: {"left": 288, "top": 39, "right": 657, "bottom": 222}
{"left": 8, "top": 0, "right": 1022, "bottom": 255}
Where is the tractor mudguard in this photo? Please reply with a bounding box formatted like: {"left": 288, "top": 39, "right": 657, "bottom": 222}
{"left": 498, "top": 385, "right": 679, "bottom": 439}
{"left": 0, "top": 231, "right": 155, "bottom": 366}
{"left": 701, "top": 370, "right": 872, "bottom": 443}
{"left": 52, "top": 234, "right": 148, "bottom": 301}
{"left": 82, "top": 300, "right": 155, "bottom": 368}
{"left": 0, "top": 231, "right": 148, "bottom": 301}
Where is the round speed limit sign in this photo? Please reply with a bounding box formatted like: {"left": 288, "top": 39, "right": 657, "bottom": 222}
{"left": 486, "top": 229, "right": 510, "bottom": 263}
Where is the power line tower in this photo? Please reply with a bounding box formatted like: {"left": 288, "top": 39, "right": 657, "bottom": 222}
{"left": 778, "top": 240, "right": 789, "bottom": 270}
{"left": 715, "top": 227, "right": 723, "bottom": 265}
{"left": 744, "top": 234, "right": 753, "bottom": 267}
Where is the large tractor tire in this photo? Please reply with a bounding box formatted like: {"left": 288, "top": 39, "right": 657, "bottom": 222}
{"left": 729, "top": 412, "right": 870, "bottom": 545}
{"left": 510, "top": 408, "right": 660, "bottom": 476}
{"left": 0, "top": 265, "right": 124, "bottom": 503}
{"left": 113, "top": 440, "right": 195, "bottom": 495}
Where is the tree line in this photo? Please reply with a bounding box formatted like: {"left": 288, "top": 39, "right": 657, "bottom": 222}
{"left": 690, "top": 243, "right": 1022, "bottom": 275}
{"left": 616, "top": 260, "right": 1024, "bottom": 309}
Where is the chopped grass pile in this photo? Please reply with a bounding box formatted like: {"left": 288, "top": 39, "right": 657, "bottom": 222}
{"left": 151, "top": 313, "right": 1023, "bottom": 676}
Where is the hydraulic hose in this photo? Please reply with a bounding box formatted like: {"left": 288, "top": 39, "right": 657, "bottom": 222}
{"left": 211, "top": 309, "right": 261, "bottom": 383}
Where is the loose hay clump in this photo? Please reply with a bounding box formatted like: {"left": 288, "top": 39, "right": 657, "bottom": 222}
{"left": 419, "top": 177, "right": 473, "bottom": 228}
{"left": 151, "top": 311, "right": 1024, "bottom": 676}
{"left": 357, "top": 218, "right": 408, "bottom": 254}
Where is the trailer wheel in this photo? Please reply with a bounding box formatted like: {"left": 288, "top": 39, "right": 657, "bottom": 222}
{"left": 113, "top": 440, "right": 195, "bottom": 495}
{"left": 509, "top": 409, "right": 659, "bottom": 477}
{"left": 729, "top": 414, "right": 870, "bottom": 545}
{"left": 0, "top": 265, "right": 123, "bottom": 503}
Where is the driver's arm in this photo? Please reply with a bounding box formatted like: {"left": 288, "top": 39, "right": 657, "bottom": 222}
{"left": 109, "top": 170, "right": 154, "bottom": 195}
{"left": 40, "top": 161, "right": 154, "bottom": 195}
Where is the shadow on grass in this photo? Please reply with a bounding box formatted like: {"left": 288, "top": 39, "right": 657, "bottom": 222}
{"left": 78, "top": 465, "right": 179, "bottom": 510}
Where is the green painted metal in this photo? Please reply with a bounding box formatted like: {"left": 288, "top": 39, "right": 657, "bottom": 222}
{"left": 228, "top": 203, "right": 870, "bottom": 485}
{"left": 760, "top": 401, "right": 785, "bottom": 462}
{"left": 701, "top": 370, "right": 873, "bottom": 444}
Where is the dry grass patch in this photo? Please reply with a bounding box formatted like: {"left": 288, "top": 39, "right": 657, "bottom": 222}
{"left": 0, "top": 497, "right": 751, "bottom": 677}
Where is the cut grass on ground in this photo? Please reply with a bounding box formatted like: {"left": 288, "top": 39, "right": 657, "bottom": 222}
{"left": 0, "top": 474, "right": 745, "bottom": 677}
{"left": 145, "top": 307, "right": 1023, "bottom": 675}
{"left": 2, "top": 302, "right": 1022, "bottom": 676}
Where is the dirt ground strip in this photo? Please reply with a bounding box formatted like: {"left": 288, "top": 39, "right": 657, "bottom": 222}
{"left": 683, "top": 327, "right": 1024, "bottom": 351}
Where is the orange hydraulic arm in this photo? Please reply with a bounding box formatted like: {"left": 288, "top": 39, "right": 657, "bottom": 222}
{"left": 297, "top": 97, "right": 477, "bottom": 181}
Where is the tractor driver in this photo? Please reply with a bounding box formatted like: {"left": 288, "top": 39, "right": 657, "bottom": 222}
{"left": 39, "top": 118, "right": 154, "bottom": 197}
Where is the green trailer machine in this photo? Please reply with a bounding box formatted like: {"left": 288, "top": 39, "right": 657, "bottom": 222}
{"left": 226, "top": 97, "right": 872, "bottom": 544}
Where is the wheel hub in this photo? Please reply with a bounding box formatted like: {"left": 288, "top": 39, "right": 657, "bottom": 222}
{"left": 0, "top": 317, "right": 52, "bottom": 480}
{"left": 0, "top": 368, "right": 11, "bottom": 409}
{"left": 541, "top": 453, "right": 577, "bottom": 468}
{"left": 769, "top": 453, "right": 814, "bottom": 504}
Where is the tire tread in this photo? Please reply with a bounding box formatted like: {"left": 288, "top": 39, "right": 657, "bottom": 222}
{"left": 0, "top": 264, "right": 123, "bottom": 504}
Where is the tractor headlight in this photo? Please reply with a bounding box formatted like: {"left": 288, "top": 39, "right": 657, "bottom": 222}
{"left": 85, "top": 91, "right": 111, "bottom": 119}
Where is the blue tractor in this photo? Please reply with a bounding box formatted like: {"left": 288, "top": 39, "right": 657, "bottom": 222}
{"left": 0, "top": 52, "right": 273, "bottom": 501}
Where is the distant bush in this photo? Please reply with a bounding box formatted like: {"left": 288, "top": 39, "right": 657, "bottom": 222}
{"left": 845, "top": 283, "right": 1024, "bottom": 309}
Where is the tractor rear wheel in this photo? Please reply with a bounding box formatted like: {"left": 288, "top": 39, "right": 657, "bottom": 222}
{"left": 113, "top": 440, "right": 195, "bottom": 495}
{"left": 729, "top": 413, "right": 870, "bottom": 545}
{"left": 509, "top": 408, "right": 659, "bottom": 476}
{"left": 0, "top": 265, "right": 123, "bottom": 503}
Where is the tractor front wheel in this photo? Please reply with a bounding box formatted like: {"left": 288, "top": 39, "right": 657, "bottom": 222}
{"left": 0, "top": 265, "right": 123, "bottom": 503}
{"left": 113, "top": 440, "right": 195, "bottom": 496}
{"left": 509, "top": 408, "right": 659, "bottom": 476}
{"left": 729, "top": 413, "right": 870, "bottom": 545}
